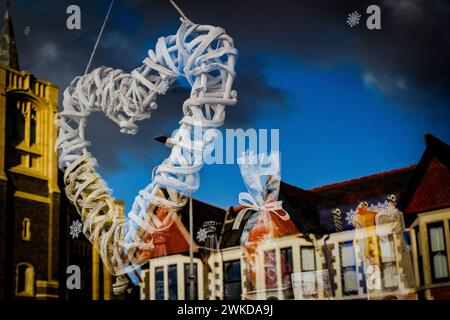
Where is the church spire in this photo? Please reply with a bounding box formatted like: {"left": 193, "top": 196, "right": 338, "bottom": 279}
{"left": 0, "top": 0, "right": 19, "bottom": 70}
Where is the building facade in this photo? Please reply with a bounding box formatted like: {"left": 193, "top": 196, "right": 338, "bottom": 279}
{"left": 138, "top": 135, "right": 450, "bottom": 300}
{"left": 0, "top": 2, "right": 117, "bottom": 300}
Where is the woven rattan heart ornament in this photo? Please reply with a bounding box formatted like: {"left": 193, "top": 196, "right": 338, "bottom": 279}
{"left": 56, "top": 19, "right": 237, "bottom": 276}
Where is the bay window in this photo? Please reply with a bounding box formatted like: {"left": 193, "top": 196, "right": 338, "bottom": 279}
{"left": 427, "top": 222, "right": 449, "bottom": 282}
{"left": 264, "top": 249, "right": 277, "bottom": 289}
{"left": 379, "top": 235, "right": 398, "bottom": 290}
{"left": 340, "top": 241, "right": 358, "bottom": 295}
{"left": 223, "top": 260, "right": 241, "bottom": 300}
{"left": 280, "top": 247, "right": 294, "bottom": 299}
{"left": 168, "top": 264, "right": 177, "bottom": 300}
{"left": 148, "top": 255, "right": 203, "bottom": 300}
{"left": 155, "top": 266, "right": 164, "bottom": 300}
{"left": 300, "top": 246, "right": 316, "bottom": 298}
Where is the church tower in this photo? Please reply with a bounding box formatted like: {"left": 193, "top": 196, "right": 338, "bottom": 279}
{"left": 0, "top": 0, "right": 19, "bottom": 70}
{"left": 0, "top": 1, "right": 123, "bottom": 301}
{"left": 0, "top": 0, "right": 60, "bottom": 299}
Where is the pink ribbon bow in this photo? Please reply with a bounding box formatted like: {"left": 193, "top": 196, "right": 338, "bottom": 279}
{"left": 232, "top": 192, "right": 290, "bottom": 230}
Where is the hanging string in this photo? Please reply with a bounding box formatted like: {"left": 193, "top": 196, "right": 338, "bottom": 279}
{"left": 169, "top": 0, "right": 191, "bottom": 23}
{"left": 84, "top": 0, "right": 115, "bottom": 75}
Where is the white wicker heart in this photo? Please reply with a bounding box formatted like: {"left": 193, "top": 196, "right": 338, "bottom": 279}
{"left": 56, "top": 19, "right": 237, "bottom": 281}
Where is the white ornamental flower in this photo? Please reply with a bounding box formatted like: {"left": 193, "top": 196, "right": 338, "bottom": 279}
{"left": 69, "top": 219, "right": 83, "bottom": 239}
{"left": 346, "top": 11, "right": 361, "bottom": 27}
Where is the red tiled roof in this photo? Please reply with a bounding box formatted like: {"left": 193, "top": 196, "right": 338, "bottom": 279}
{"left": 307, "top": 166, "right": 416, "bottom": 209}
{"left": 309, "top": 165, "right": 417, "bottom": 192}
{"left": 405, "top": 157, "right": 450, "bottom": 214}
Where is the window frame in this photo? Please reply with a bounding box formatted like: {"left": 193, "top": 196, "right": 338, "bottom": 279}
{"left": 280, "top": 247, "right": 294, "bottom": 299}
{"left": 427, "top": 221, "right": 449, "bottom": 283}
{"left": 379, "top": 234, "right": 399, "bottom": 291}
{"left": 222, "top": 259, "right": 242, "bottom": 300}
{"left": 154, "top": 266, "right": 164, "bottom": 300}
{"left": 15, "top": 262, "right": 35, "bottom": 297}
{"left": 15, "top": 99, "right": 39, "bottom": 150}
{"left": 148, "top": 255, "right": 203, "bottom": 300}
{"left": 22, "top": 217, "right": 31, "bottom": 241}
{"left": 168, "top": 264, "right": 178, "bottom": 300}
{"left": 339, "top": 241, "right": 359, "bottom": 296}
{"left": 8, "top": 96, "right": 43, "bottom": 173}
{"left": 299, "top": 246, "right": 317, "bottom": 299}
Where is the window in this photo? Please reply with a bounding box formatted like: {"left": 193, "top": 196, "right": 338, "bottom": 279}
{"left": 300, "top": 247, "right": 316, "bottom": 298}
{"left": 168, "top": 265, "right": 177, "bottom": 300}
{"left": 340, "top": 241, "right": 358, "bottom": 295}
{"left": 280, "top": 247, "right": 294, "bottom": 299}
{"left": 155, "top": 267, "right": 164, "bottom": 300}
{"left": 15, "top": 263, "right": 34, "bottom": 297}
{"left": 29, "top": 107, "right": 37, "bottom": 146}
{"left": 151, "top": 259, "right": 201, "bottom": 300}
{"left": 223, "top": 260, "right": 241, "bottom": 300}
{"left": 379, "top": 235, "right": 398, "bottom": 290}
{"left": 184, "top": 263, "right": 198, "bottom": 300}
{"left": 22, "top": 218, "right": 31, "bottom": 241}
{"left": 427, "top": 222, "right": 449, "bottom": 282}
{"left": 9, "top": 100, "right": 25, "bottom": 144}
{"left": 7, "top": 99, "right": 41, "bottom": 171}
{"left": 301, "top": 247, "right": 315, "bottom": 271}
{"left": 10, "top": 100, "right": 39, "bottom": 148}
{"left": 264, "top": 249, "right": 277, "bottom": 289}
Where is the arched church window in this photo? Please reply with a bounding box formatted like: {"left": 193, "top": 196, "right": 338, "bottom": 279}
{"left": 11, "top": 99, "right": 39, "bottom": 148}
{"left": 7, "top": 96, "right": 42, "bottom": 170}
{"left": 22, "top": 218, "right": 31, "bottom": 241}
{"left": 8, "top": 99, "right": 25, "bottom": 144}
{"left": 15, "top": 263, "right": 35, "bottom": 297}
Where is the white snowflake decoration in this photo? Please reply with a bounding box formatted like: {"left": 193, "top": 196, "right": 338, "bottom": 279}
{"left": 345, "top": 200, "right": 394, "bottom": 225}
{"left": 346, "top": 11, "right": 361, "bottom": 27}
{"left": 237, "top": 150, "right": 258, "bottom": 166}
{"left": 156, "top": 79, "right": 170, "bottom": 95}
{"left": 196, "top": 228, "right": 208, "bottom": 243}
{"left": 70, "top": 219, "right": 83, "bottom": 239}
{"left": 345, "top": 208, "right": 357, "bottom": 226}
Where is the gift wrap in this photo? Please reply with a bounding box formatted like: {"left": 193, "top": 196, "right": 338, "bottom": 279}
{"left": 233, "top": 152, "right": 299, "bottom": 300}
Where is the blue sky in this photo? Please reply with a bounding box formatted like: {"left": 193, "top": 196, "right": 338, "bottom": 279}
{"left": 104, "top": 53, "right": 450, "bottom": 212}
{"left": 10, "top": 0, "right": 450, "bottom": 213}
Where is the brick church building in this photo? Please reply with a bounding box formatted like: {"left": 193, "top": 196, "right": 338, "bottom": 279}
{"left": 0, "top": 1, "right": 119, "bottom": 300}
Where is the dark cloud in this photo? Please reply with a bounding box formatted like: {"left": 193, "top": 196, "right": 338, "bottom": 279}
{"left": 6, "top": 0, "right": 450, "bottom": 171}
{"left": 12, "top": 0, "right": 450, "bottom": 106}
{"left": 7, "top": 0, "right": 288, "bottom": 171}
{"left": 178, "top": 0, "right": 450, "bottom": 107}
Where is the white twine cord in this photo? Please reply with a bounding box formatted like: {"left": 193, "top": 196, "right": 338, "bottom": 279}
{"left": 169, "top": 0, "right": 191, "bottom": 23}
{"left": 57, "top": 21, "right": 237, "bottom": 277}
{"left": 84, "top": 0, "right": 115, "bottom": 76}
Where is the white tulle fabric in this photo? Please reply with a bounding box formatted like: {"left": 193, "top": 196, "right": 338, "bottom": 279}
{"left": 56, "top": 20, "right": 237, "bottom": 277}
